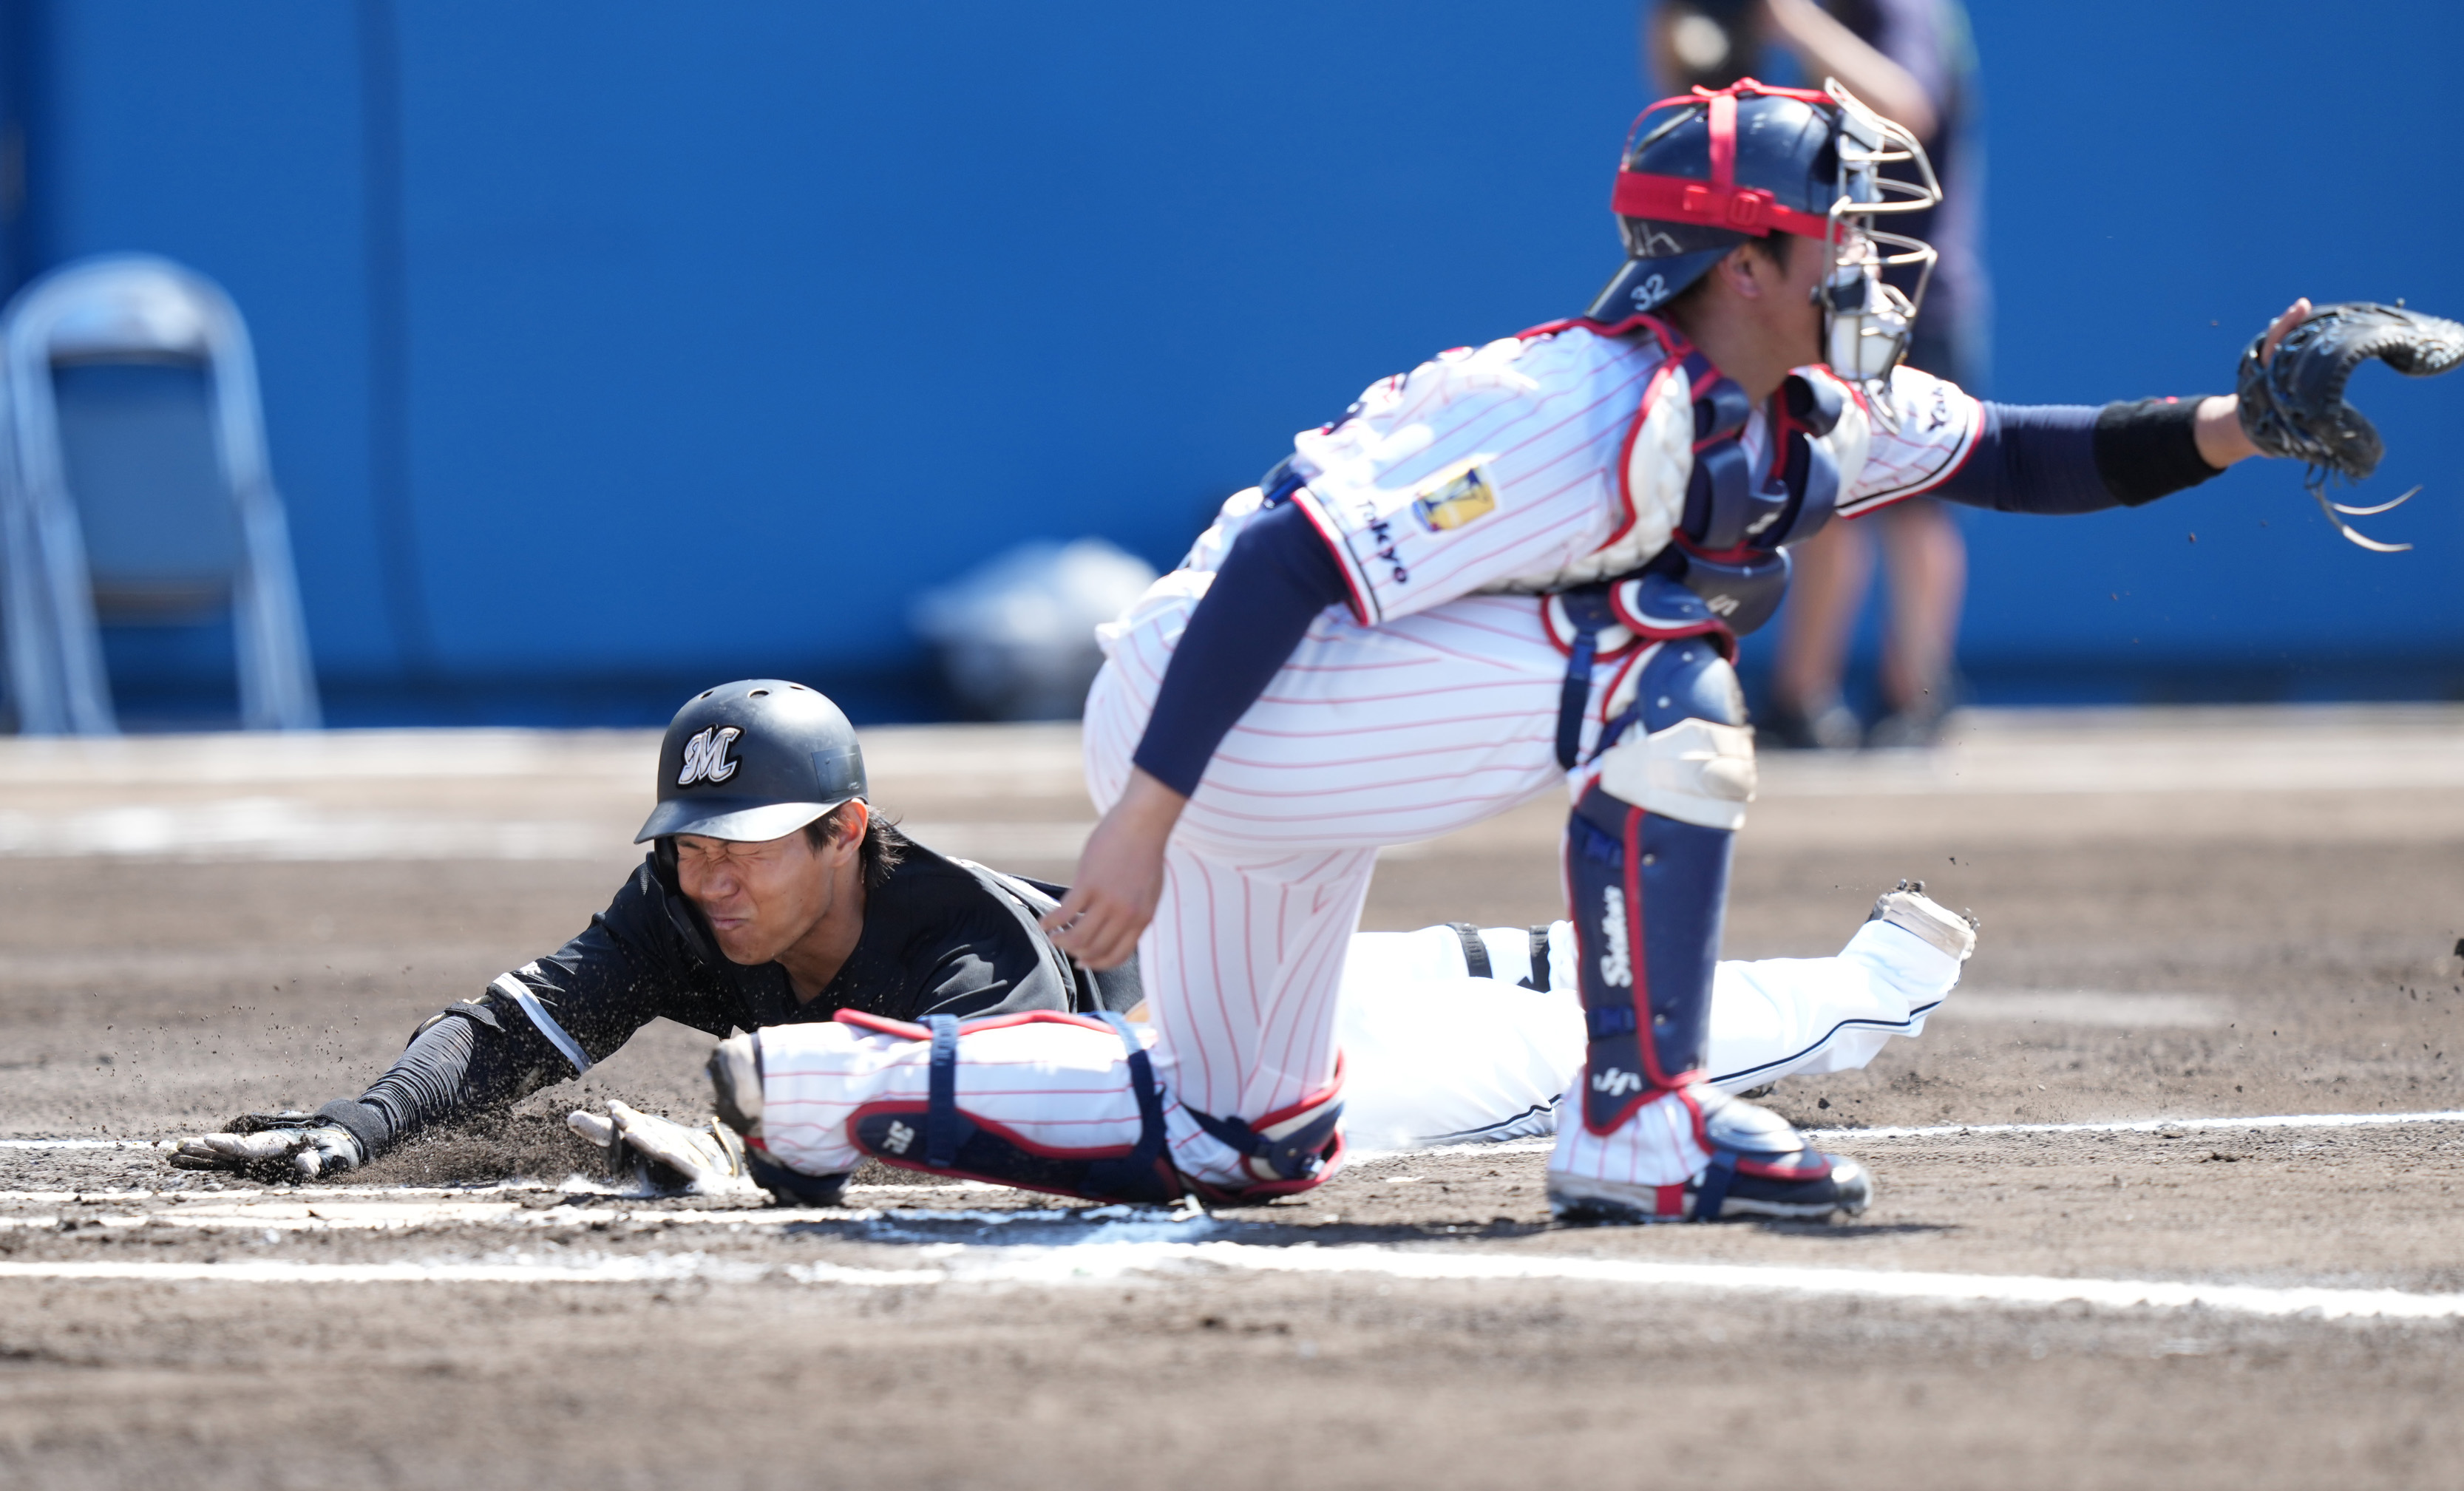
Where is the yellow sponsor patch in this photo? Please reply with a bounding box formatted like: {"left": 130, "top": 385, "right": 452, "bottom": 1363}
{"left": 1411, "top": 460, "right": 1498, "bottom": 531}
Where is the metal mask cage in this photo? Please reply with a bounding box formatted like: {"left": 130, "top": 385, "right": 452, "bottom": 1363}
{"left": 1813, "top": 81, "right": 1944, "bottom": 415}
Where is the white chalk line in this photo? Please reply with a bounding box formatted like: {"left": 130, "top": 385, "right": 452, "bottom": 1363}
{"left": 12, "top": 1107, "right": 2464, "bottom": 1164}
{"left": 0, "top": 1200, "right": 1102, "bottom": 1234}
{"left": 0, "top": 1180, "right": 1002, "bottom": 1203}
{"left": 1808, "top": 1110, "right": 2464, "bottom": 1141}
{"left": 4, "top": 1240, "right": 2460, "bottom": 1322}
{"left": 1391, "top": 1108, "right": 2464, "bottom": 1159}
{"left": 1172, "top": 1246, "right": 2464, "bottom": 1322}
{"left": 0, "top": 1257, "right": 948, "bottom": 1287}
{"left": 0, "top": 1140, "right": 165, "bottom": 1150}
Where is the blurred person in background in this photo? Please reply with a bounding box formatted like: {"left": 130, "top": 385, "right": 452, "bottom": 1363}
{"left": 1649, "top": 0, "right": 1986, "bottom": 747}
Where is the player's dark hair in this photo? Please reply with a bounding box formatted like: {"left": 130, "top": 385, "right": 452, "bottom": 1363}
{"left": 807, "top": 801, "right": 907, "bottom": 890}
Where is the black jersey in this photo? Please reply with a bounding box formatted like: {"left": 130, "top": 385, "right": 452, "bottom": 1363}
{"left": 318, "top": 835, "right": 1135, "bottom": 1159}
{"left": 504, "top": 839, "right": 1081, "bottom": 1067}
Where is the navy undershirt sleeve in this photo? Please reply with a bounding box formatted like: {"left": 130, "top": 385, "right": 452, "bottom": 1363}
{"left": 1930, "top": 402, "right": 2108, "bottom": 514}
{"left": 1131, "top": 501, "right": 1351, "bottom": 798}
{"left": 1931, "top": 400, "right": 2224, "bottom": 515}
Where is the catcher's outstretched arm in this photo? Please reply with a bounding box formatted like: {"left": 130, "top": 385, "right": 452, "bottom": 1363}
{"left": 1925, "top": 400, "right": 2219, "bottom": 517}
{"left": 1931, "top": 296, "right": 2444, "bottom": 551}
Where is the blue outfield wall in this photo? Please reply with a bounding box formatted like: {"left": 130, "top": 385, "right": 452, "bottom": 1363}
{"left": 7, "top": 1, "right": 2463, "bottom": 723}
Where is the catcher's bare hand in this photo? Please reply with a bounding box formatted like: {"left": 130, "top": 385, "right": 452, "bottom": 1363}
{"left": 2259, "top": 297, "right": 2312, "bottom": 364}
{"left": 2196, "top": 298, "right": 2312, "bottom": 468}
{"left": 1042, "top": 768, "right": 1187, "bottom": 971}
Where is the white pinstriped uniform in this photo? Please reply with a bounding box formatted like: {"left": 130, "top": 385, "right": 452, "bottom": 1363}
{"left": 754, "top": 1014, "right": 1258, "bottom": 1189}
{"left": 1092, "top": 325, "right": 1978, "bottom": 1131}
{"left": 1278, "top": 324, "right": 1981, "bottom": 622}
{"left": 755, "top": 325, "right": 1982, "bottom": 1194}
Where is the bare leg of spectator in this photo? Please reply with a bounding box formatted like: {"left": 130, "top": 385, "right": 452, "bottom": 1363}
{"left": 1867, "top": 498, "right": 1967, "bottom": 748}
{"left": 1765, "top": 518, "right": 1873, "bottom": 750}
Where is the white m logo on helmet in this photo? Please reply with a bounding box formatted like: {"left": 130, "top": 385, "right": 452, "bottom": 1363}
{"left": 676, "top": 727, "right": 743, "bottom": 787}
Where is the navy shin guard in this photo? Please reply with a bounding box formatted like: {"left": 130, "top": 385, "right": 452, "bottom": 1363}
{"left": 1562, "top": 621, "right": 1747, "bottom": 1135}
{"left": 1566, "top": 788, "right": 1734, "bottom": 1131}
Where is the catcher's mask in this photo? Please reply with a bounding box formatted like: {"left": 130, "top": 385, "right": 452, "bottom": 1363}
{"left": 635, "top": 679, "right": 867, "bottom": 846}
{"left": 1591, "top": 78, "right": 1942, "bottom": 401}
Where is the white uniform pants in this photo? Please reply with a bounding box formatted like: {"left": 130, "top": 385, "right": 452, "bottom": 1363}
{"left": 1084, "top": 579, "right": 1604, "bottom": 1126}
{"left": 750, "top": 917, "right": 1955, "bottom": 1177}
{"left": 1332, "top": 915, "right": 1956, "bottom": 1152}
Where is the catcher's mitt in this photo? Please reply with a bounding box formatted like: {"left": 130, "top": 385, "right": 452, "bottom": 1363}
{"left": 2237, "top": 301, "right": 2464, "bottom": 551}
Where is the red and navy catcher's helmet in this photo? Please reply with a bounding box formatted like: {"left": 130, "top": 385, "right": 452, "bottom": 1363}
{"left": 1586, "top": 79, "right": 1842, "bottom": 325}
{"left": 1585, "top": 78, "right": 1941, "bottom": 386}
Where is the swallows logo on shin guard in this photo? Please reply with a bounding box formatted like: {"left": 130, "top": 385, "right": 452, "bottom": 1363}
{"left": 1598, "top": 885, "right": 1633, "bottom": 987}
{"left": 1591, "top": 1067, "right": 1644, "bottom": 1097}
{"left": 881, "top": 1120, "right": 916, "bottom": 1155}
{"left": 676, "top": 726, "right": 743, "bottom": 787}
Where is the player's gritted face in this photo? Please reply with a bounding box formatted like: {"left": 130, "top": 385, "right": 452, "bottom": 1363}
{"left": 673, "top": 826, "right": 851, "bottom": 968}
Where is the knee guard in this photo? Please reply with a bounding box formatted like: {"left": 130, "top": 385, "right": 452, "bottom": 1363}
{"left": 1179, "top": 1082, "right": 1347, "bottom": 1205}
{"left": 844, "top": 1011, "right": 1183, "bottom": 1206}
{"left": 1565, "top": 605, "right": 1754, "bottom": 1133}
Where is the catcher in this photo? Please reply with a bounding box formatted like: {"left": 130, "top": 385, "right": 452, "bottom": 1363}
{"left": 716, "top": 80, "right": 2458, "bottom": 1224}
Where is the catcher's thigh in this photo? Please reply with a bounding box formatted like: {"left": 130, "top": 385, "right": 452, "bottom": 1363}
{"left": 1138, "top": 838, "right": 1374, "bottom": 1126}
{"left": 1084, "top": 584, "right": 1620, "bottom": 1138}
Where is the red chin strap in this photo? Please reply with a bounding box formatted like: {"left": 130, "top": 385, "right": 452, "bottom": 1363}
{"left": 1611, "top": 78, "right": 1835, "bottom": 240}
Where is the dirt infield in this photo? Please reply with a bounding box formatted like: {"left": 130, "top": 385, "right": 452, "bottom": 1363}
{"left": 4, "top": 708, "right": 2464, "bottom": 1489}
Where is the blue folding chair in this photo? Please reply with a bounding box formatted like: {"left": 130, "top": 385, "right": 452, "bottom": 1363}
{"left": 0, "top": 255, "right": 319, "bottom": 733}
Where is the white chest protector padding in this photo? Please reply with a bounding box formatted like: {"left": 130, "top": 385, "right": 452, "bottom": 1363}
{"left": 1487, "top": 360, "right": 1695, "bottom": 594}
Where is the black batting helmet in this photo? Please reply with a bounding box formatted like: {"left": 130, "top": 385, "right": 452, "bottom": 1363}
{"left": 634, "top": 679, "right": 868, "bottom": 843}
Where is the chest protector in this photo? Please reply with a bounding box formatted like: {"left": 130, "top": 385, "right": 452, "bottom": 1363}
{"left": 1508, "top": 316, "right": 1872, "bottom": 637}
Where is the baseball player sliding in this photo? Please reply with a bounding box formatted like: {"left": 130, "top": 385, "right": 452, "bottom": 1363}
{"left": 716, "top": 76, "right": 2423, "bottom": 1225}
{"left": 168, "top": 679, "right": 1970, "bottom": 1186}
